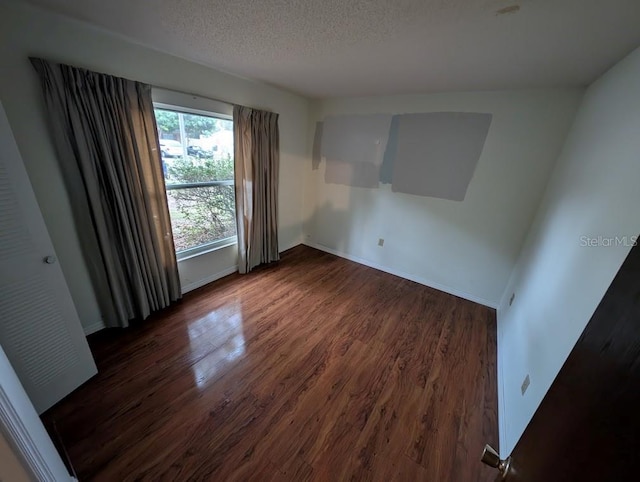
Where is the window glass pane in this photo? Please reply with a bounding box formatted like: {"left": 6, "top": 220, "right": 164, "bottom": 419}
{"left": 166, "top": 156, "right": 234, "bottom": 183}
{"left": 154, "top": 107, "right": 236, "bottom": 255}
{"left": 167, "top": 185, "right": 236, "bottom": 252}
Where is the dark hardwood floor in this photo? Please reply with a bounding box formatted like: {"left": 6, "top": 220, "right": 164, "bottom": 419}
{"left": 43, "top": 245, "right": 498, "bottom": 481}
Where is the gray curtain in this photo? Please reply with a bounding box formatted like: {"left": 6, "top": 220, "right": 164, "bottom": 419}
{"left": 30, "top": 58, "right": 181, "bottom": 327}
{"left": 233, "top": 105, "right": 280, "bottom": 273}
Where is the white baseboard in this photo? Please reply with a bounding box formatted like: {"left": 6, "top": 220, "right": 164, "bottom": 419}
{"left": 179, "top": 240, "right": 303, "bottom": 295}
{"left": 181, "top": 266, "right": 238, "bottom": 294}
{"left": 280, "top": 240, "right": 302, "bottom": 253}
{"left": 83, "top": 320, "right": 105, "bottom": 336}
{"left": 81, "top": 267, "right": 240, "bottom": 334}
{"left": 304, "top": 242, "right": 498, "bottom": 309}
{"left": 83, "top": 243, "right": 299, "bottom": 333}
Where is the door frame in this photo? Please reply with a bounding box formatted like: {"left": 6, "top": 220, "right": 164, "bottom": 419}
{"left": 0, "top": 344, "right": 74, "bottom": 481}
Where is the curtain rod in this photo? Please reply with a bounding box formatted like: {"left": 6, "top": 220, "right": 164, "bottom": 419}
{"left": 31, "top": 58, "right": 244, "bottom": 111}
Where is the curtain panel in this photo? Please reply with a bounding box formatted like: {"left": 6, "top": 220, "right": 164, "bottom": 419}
{"left": 30, "top": 58, "right": 181, "bottom": 327}
{"left": 233, "top": 106, "right": 280, "bottom": 273}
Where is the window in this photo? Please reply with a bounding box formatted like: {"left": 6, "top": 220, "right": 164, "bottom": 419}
{"left": 153, "top": 104, "right": 236, "bottom": 260}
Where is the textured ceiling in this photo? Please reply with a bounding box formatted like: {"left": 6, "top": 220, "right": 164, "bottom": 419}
{"left": 17, "top": 0, "right": 640, "bottom": 98}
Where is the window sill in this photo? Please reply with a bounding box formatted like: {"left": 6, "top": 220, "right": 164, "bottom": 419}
{"left": 177, "top": 237, "right": 237, "bottom": 262}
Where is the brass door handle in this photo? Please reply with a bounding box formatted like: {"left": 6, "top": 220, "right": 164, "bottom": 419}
{"left": 481, "top": 444, "right": 512, "bottom": 479}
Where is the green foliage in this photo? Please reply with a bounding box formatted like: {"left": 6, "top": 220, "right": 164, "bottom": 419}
{"left": 167, "top": 154, "right": 236, "bottom": 251}
{"left": 154, "top": 110, "right": 179, "bottom": 135}
{"left": 183, "top": 113, "right": 221, "bottom": 138}
{"left": 155, "top": 109, "right": 222, "bottom": 139}
{"left": 167, "top": 155, "right": 234, "bottom": 183}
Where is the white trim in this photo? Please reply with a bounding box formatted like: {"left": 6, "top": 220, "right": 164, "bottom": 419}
{"left": 304, "top": 242, "right": 498, "bottom": 309}
{"left": 152, "top": 92, "right": 233, "bottom": 118}
{"left": 0, "top": 346, "right": 73, "bottom": 481}
{"left": 497, "top": 319, "right": 508, "bottom": 457}
{"left": 495, "top": 267, "right": 519, "bottom": 457}
{"left": 85, "top": 237, "right": 313, "bottom": 325}
{"left": 177, "top": 237, "right": 237, "bottom": 262}
{"left": 153, "top": 101, "right": 233, "bottom": 121}
{"left": 279, "top": 238, "right": 303, "bottom": 253}
{"left": 181, "top": 266, "right": 238, "bottom": 294}
{"left": 495, "top": 300, "right": 508, "bottom": 457}
{"left": 178, "top": 239, "right": 302, "bottom": 294}
{"left": 82, "top": 320, "right": 106, "bottom": 336}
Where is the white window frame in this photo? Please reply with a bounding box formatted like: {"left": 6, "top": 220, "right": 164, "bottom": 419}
{"left": 152, "top": 90, "right": 236, "bottom": 261}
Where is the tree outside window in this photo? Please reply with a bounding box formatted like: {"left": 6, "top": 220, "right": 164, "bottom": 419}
{"left": 154, "top": 108, "right": 236, "bottom": 257}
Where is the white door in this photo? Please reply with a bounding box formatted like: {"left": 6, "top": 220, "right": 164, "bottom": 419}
{"left": 0, "top": 101, "right": 97, "bottom": 413}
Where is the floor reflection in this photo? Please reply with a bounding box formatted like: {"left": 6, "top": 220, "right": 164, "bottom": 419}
{"left": 187, "top": 302, "right": 246, "bottom": 388}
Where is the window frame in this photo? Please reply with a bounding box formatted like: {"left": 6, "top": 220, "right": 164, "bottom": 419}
{"left": 152, "top": 99, "right": 236, "bottom": 261}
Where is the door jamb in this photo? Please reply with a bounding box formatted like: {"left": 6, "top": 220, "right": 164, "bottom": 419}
{"left": 0, "top": 345, "right": 75, "bottom": 481}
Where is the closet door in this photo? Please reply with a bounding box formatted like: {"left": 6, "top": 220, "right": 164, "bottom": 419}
{"left": 0, "top": 101, "right": 97, "bottom": 413}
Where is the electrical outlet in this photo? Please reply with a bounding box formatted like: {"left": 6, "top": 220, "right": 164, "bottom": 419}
{"left": 521, "top": 374, "right": 530, "bottom": 395}
{"left": 378, "top": 238, "right": 384, "bottom": 247}
{"left": 509, "top": 293, "right": 515, "bottom": 306}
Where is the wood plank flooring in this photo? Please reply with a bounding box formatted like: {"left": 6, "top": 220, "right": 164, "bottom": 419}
{"left": 43, "top": 245, "right": 498, "bottom": 481}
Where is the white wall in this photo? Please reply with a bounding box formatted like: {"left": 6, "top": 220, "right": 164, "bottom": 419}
{"left": 497, "top": 45, "right": 640, "bottom": 456}
{"left": 178, "top": 245, "right": 239, "bottom": 294}
{"left": 304, "top": 91, "right": 582, "bottom": 307}
{"left": 0, "top": 1, "right": 309, "bottom": 330}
